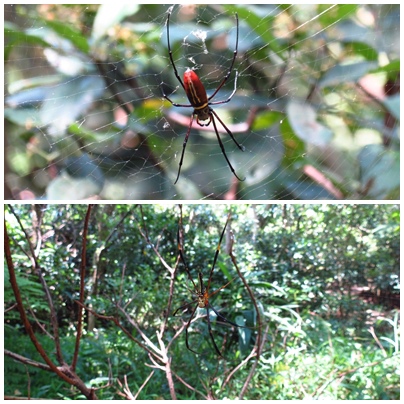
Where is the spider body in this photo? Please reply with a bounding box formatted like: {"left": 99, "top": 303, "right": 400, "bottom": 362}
{"left": 183, "top": 69, "right": 210, "bottom": 123}
{"left": 195, "top": 273, "right": 210, "bottom": 308}
{"left": 162, "top": 10, "right": 245, "bottom": 184}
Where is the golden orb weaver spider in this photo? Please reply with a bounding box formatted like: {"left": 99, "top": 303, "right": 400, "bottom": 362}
{"left": 174, "top": 210, "right": 245, "bottom": 358}
{"left": 162, "top": 10, "right": 245, "bottom": 184}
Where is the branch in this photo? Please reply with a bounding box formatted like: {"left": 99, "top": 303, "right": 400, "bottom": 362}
{"left": 135, "top": 206, "right": 180, "bottom": 336}
{"left": 133, "top": 371, "right": 155, "bottom": 400}
{"left": 165, "top": 106, "right": 258, "bottom": 134}
{"left": 8, "top": 204, "right": 64, "bottom": 363}
{"left": 75, "top": 301, "right": 159, "bottom": 359}
{"left": 104, "top": 209, "right": 132, "bottom": 251}
{"left": 5, "top": 212, "right": 68, "bottom": 378}
{"left": 5, "top": 217, "right": 97, "bottom": 399}
{"left": 134, "top": 206, "right": 180, "bottom": 400}
{"left": 227, "top": 225, "right": 262, "bottom": 360}
{"left": 134, "top": 206, "right": 175, "bottom": 274}
{"left": 5, "top": 349, "right": 53, "bottom": 372}
{"left": 72, "top": 204, "right": 93, "bottom": 371}
{"left": 312, "top": 353, "right": 399, "bottom": 399}
{"left": 155, "top": 330, "right": 177, "bottom": 400}
{"left": 172, "top": 370, "right": 207, "bottom": 399}
{"left": 238, "top": 324, "right": 269, "bottom": 398}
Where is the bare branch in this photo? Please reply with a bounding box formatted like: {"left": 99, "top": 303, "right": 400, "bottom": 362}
{"left": 228, "top": 225, "right": 262, "bottom": 360}
{"left": 5, "top": 218, "right": 97, "bottom": 399}
{"left": 5, "top": 349, "right": 53, "bottom": 372}
{"left": 75, "top": 301, "right": 159, "bottom": 359}
{"left": 172, "top": 370, "right": 207, "bottom": 399}
{"left": 133, "top": 371, "right": 155, "bottom": 400}
{"left": 134, "top": 206, "right": 175, "bottom": 274}
{"left": 72, "top": 204, "right": 93, "bottom": 371}
{"left": 117, "top": 305, "right": 163, "bottom": 357}
{"left": 8, "top": 204, "right": 64, "bottom": 363}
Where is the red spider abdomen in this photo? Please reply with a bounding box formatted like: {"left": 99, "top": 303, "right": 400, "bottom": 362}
{"left": 183, "top": 68, "right": 208, "bottom": 109}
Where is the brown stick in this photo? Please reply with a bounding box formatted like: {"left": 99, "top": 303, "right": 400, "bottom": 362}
{"left": 5, "top": 213, "right": 97, "bottom": 399}
{"left": 72, "top": 204, "right": 93, "bottom": 371}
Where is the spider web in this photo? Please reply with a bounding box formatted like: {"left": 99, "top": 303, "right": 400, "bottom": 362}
{"left": 4, "top": 4, "right": 400, "bottom": 200}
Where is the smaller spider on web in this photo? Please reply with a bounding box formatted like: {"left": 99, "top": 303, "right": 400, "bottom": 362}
{"left": 162, "top": 9, "right": 245, "bottom": 184}
{"left": 173, "top": 208, "right": 246, "bottom": 358}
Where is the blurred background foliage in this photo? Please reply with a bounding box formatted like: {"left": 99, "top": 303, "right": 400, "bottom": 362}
{"left": 4, "top": 204, "right": 400, "bottom": 399}
{"left": 4, "top": 4, "right": 400, "bottom": 199}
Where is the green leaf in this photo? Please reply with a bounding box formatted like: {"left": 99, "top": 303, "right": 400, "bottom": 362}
{"left": 382, "top": 94, "right": 400, "bottom": 121}
{"left": 5, "top": 23, "right": 52, "bottom": 60}
{"left": 46, "top": 171, "right": 103, "bottom": 199}
{"left": 358, "top": 145, "right": 400, "bottom": 198}
{"left": 92, "top": 3, "right": 140, "bottom": 42}
{"left": 42, "top": 19, "right": 90, "bottom": 53}
{"left": 225, "top": 5, "right": 281, "bottom": 54}
{"left": 345, "top": 41, "right": 379, "bottom": 61}
{"left": 319, "top": 61, "right": 379, "bottom": 88}
{"left": 318, "top": 4, "right": 357, "bottom": 25}
{"left": 39, "top": 75, "right": 105, "bottom": 137}
{"left": 286, "top": 101, "right": 333, "bottom": 147}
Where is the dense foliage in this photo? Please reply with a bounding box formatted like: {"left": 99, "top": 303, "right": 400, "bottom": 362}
{"left": 4, "top": 204, "right": 400, "bottom": 399}
{"left": 4, "top": 4, "right": 400, "bottom": 199}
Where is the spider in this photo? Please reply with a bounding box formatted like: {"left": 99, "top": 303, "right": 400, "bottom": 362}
{"left": 174, "top": 211, "right": 244, "bottom": 358}
{"left": 162, "top": 10, "right": 245, "bottom": 184}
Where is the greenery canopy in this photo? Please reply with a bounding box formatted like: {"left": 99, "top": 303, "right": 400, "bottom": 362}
{"left": 4, "top": 204, "right": 400, "bottom": 399}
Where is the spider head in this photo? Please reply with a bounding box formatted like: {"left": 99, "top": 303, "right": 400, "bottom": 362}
{"left": 197, "top": 292, "right": 208, "bottom": 308}
{"left": 195, "top": 107, "right": 212, "bottom": 126}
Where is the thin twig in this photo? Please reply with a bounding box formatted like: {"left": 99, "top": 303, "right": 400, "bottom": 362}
{"left": 27, "top": 306, "right": 54, "bottom": 340}
{"left": 72, "top": 204, "right": 93, "bottom": 371}
{"left": 172, "top": 370, "right": 207, "bottom": 399}
{"left": 117, "top": 374, "right": 135, "bottom": 400}
{"left": 312, "top": 353, "right": 399, "bottom": 399}
{"left": 368, "top": 326, "right": 386, "bottom": 355}
{"left": 5, "top": 349, "right": 53, "bottom": 372}
{"left": 116, "top": 305, "right": 163, "bottom": 357}
{"left": 135, "top": 206, "right": 175, "bottom": 273}
{"left": 133, "top": 371, "right": 155, "bottom": 400}
{"left": 5, "top": 218, "right": 84, "bottom": 388}
{"left": 135, "top": 206, "right": 180, "bottom": 337}
{"left": 75, "top": 301, "right": 159, "bottom": 359}
{"left": 9, "top": 205, "right": 64, "bottom": 363}
{"left": 228, "top": 226, "right": 262, "bottom": 360}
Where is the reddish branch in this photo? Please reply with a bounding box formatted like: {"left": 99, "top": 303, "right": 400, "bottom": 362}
{"left": 4, "top": 206, "right": 97, "bottom": 399}
{"left": 7, "top": 205, "right": 64, "bottom": 362}
{"left": 302, "top": 165, "right": 343, "bottom": 199}
{"left": 165, "top": 107, "right": 258, "bottom": 135}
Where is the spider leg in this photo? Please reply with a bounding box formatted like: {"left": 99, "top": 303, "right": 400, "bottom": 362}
{"left": 177, "top": 224, "right": 197, "bottom": 289}
{"left": 208, "top": 277, "right": 237, "bottom": 299}
{"left": 166, "top": 10, "right": 186, "bottom": 92}
{"left": 208, "top": 71, "right": 238, "bottom": 106}
{"left": 207, "top": 13, "right": 239, "bottom": 101}
{"left": 210, "top": 113, "right": 246, "bottom": 182}
{"left": 205, "top": 213, "right": 230, "bottom": 294}
{"left": 208, "top": 303, "right": 247, "bottom": 329}
{"left": 206, "top": 306, "right": 224, "bottom": 358}
{"left": 174, "top": 113, "right": 195, "bottom": 184}
{"left": 210, "top": 108, "right": 245, "bottom": 151}
{"left": 185, "top": 303, "right": 202, "bottom": 355}
{"left": 173, "top": 298, "right": 198, "bottom": 316}
{"left": 162, "top": 89, "right": 193, "bottom": 108}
